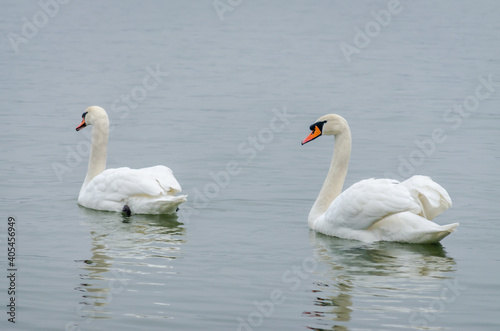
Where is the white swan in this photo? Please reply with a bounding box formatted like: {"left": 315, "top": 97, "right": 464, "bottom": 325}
{"left": 301, "top": 114, "right": 458, "bottom": 244}
{"left": 76, "top": 106, "right": 187, "bottom": 215}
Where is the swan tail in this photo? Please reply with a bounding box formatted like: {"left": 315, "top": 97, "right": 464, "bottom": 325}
{"left": 408, "top": 222, "right": 459, "bottom": 244}
{"left": 128, "top": 194, "right": 187, "bottom": 215}
{"left": 402, "top": 175, "right": 452, "bottom": 220}
{"left": 370, "top": 213, "right": 458, "bottom": 244}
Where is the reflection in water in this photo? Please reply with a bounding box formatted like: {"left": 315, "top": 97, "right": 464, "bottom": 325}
{"left": 305, "top": 231, "right": 457, "bottom": 331}
{"left": 75, "top": 207, "right": 186, "bottom": 322}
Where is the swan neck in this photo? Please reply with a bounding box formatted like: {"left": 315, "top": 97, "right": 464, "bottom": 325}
{"left": 82, "top": 119, "right": 108, "bottom": 190}
{"left": 309, "top": 128, "right": 351, "bottom": 226}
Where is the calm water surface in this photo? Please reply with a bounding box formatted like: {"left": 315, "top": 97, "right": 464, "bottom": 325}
{"left": 1, "top": 1, "right": 499, "bottom": 330}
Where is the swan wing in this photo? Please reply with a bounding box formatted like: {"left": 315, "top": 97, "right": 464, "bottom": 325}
{"left": 95, "top": 166, "right": 181, "bottom": 197}
{"left": 321, "top": 178, "right": 420, "bottom": 231}
{"left": 133, "top": 165, "right": 182, "bottom": 195}
{"left": 79, "top": 166, "right": 184, "bottom": 212}
{"left": 401, "top": 175, "right": 452, "bottom": 220}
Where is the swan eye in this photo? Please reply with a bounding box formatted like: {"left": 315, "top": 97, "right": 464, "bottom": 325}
{"left": 82, "top": 111, "right": 88, "bottom": 118}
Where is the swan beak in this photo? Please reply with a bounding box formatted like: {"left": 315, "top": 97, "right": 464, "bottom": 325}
{"left": 301, "top": 126, "right": 322, "bottom": 145}
{"left": 76, "top": 119, "right": 87, "bottom": 131}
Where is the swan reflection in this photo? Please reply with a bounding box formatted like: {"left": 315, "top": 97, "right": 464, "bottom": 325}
{"left": 305, "top": 231, "right": 457, "bottom": 331}
{"left": 75, "top": 207, "right": 186, "bottom": 321}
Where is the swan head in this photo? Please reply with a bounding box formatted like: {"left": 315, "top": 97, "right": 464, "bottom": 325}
{"left": 301, "top": 114, "right": 349, "bottom": 145}
{"left": 76, "top": 106, "right": 108, "bottom": 131}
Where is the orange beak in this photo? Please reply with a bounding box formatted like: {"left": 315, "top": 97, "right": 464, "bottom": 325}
{"left": 76, "top": 118, "right": 87, "bottom": 131}
{"left": 301, "top": 125, "right": 322, "bottom": 145}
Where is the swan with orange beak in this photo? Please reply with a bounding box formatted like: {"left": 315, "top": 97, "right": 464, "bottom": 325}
{"left": 75, "top": 106, "right": 187, "bottom": 215}
{"left": 301, "top": 114, "right": 458, "bottom": 244}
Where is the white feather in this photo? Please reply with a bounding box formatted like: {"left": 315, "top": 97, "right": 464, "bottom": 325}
{"left": 313, "top": 176, "right": 457, "bottom": 243}
{"left": 79, "top": 166, "right": 187, "bottom": 214}
{"left": 76, "top": 106, "right": 186, "bottom": 215}
{"left": 304, "top": 114, "right": 458, "bottom": 244}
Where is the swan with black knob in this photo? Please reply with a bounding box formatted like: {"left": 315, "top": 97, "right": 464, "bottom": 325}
{"left": 75, "top": 106, "right": 187, "bottom": 215}
{"left": 302, "top": 114, "right": 458, "bottom": 244}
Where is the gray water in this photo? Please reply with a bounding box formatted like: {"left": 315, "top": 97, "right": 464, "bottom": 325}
{"left": 1, "top": 1, "right": 499, "bottom": 330}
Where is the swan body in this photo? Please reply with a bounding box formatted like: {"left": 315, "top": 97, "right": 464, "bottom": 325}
{"left": 76, "top": 106, "right": 186, "bottom": 215}
{"left": 302, "top": 114, "right": 458, "bottom": 244}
